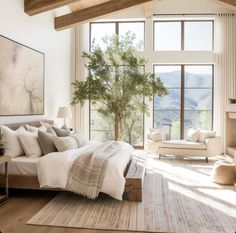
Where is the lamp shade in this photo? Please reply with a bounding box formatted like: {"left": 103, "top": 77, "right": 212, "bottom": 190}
{"left": 57, "top": 106, "right": 72, "bottom": 119}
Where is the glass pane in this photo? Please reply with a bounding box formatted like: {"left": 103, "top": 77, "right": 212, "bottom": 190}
{"left": 154, "top": 66, "right": 181, "bottom": 88}
{"left": 184, "top": 21, "right": 213, "bottom": 51}
{"left": 90, "top": 110, "right": 114, "bottom": 131}
{"left": 154, "top": 110, "right": 181, "bottom": 140}
{"left": 154, "top": 22, "right": 181, "bottom": 51}
{"left": 119, "top": 22, "right": 144, "bottom": 51}
{"left": 154, "top": 89, "right": 181, "bottom": 110}
{"left": 184, "top": 110, "right": 212, "bottom": 136}
{"left": 185, "top": 66, "right": 212, "bottom": 88}
{"left": 124, "top": 111, "right": 144, "bottom": 147}
{"left": 90, "top": 130, "right": 114, "bottom": 142}
{"left": 185, "top": 89, "right": 212, "bottom": 110}
{"left": 90, "top": 23, "right": 116, "bottom": 50}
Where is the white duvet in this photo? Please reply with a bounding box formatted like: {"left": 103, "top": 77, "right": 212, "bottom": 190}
{"left": 37, "top": 140, "right": 133, "bottom": 200}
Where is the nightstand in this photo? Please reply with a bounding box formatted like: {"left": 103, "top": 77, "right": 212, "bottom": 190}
{"left": 0, "top": 155, "right": 11, "bottom": 205}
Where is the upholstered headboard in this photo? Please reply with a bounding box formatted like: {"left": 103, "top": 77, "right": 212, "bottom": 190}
{"left": 3, "top": 120, "right": 54, "bottom": 130}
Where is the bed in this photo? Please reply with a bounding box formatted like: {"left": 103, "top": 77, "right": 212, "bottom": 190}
{"left": 0, "top": 121, "right": 145, "bottom": 201}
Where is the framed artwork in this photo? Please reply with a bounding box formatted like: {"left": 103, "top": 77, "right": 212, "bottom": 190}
{"left": 0, "top": 35, "right": 44, "bottom": 116}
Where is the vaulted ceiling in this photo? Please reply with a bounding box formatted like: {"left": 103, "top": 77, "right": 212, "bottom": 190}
{"left": 24, "top": 0, "right": 236, "bottom": 31}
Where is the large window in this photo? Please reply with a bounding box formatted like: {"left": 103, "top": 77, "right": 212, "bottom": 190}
{"left": 154, "top": 65, "right": 213, "bottom": 140}
{"left": 154, "top": 20, "right": 213, "bottom": 51}
{"left": 89, "top": 22, "right": 145, "bottom": 147}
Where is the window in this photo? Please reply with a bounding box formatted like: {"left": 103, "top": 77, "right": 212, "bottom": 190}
{"left": 90, "top": 21, "right": 145, "bottom": 51}
{"left": 154, "top": 20, "right": 213, "bottom": 51}
{"left": 154, "top": 22, "right": 181, "bottom": 51}
{"left": 89, "top": 22, "right": 145, "bottom": 146}
{"left": 184, "top": 21, "right": 213, "bottom": 51}
{"left": 154, "top": 65, "right": 213, "bottom": 140}
{"left": 90, "top": 23, "right": 116, "bottom": 51}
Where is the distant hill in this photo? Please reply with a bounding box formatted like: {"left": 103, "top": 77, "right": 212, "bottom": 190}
{"left": 154, "top": 71, "right": 212, "bottom": 111}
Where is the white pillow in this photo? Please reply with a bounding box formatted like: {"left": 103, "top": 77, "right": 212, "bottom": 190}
{"left": 53, "top": 136, "right": 78, "bottom": 152}
{"left": 199, "top": 130, "right": 216, "bottom": 142}
{"left": 0, "top": 125, "right": 25, "bottom": 157}
{"left": 72, "top": 131, "right": 87, "bottom": 147}
{"left": 18, "top": 131, "right": 43, "bottom": 158}
{"left": 151, "top": 131, "right": 163, "bottom": 142}
{"left": 185, "top": 129, "right": 200, "bottom": 142}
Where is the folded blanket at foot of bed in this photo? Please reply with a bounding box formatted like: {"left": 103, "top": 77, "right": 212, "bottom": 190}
{"left": 66, "top": 141, "right": 122, "bottom": 199}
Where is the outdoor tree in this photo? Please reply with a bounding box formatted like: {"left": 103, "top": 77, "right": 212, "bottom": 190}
{"left": 71, "top": 33, "right": 168, "bottom": 141}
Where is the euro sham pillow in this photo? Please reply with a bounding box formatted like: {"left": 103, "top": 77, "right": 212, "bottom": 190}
{"left": 25, "top": 124, "right": 47, "bottom": 135}
{"left": 185, "top": 128, "right": 200, "bottom": 142}
{"left": 18, "top": 131, "right": 43, "bottom": 158}
{"left": 0, "top": 125, "right": 25, "bottom": 157}
{"left": 53, "top": 136, "right": 78, "bottom": 152}
{"left": 198, "top": 130, "right": 216, "bottom": 142}
{"left": 38, "top": 130, "right": 58, "bottom": 155}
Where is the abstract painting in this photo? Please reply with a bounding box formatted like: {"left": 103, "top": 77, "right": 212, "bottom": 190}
{"left": 0, "top": 35, "right": 44, "bottom": 115}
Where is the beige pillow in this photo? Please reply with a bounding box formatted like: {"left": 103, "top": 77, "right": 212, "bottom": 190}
{"left": 199, "top": 130, "right": 216, "bottom": 142}
{"left": 185, "top": 129, "right": 200, "bottom": 142}
{"left": 0, "top": 125, "right": 25, "bottom": 157}
{"left": 53, "top": 136, "right": 77, "bottom": 152}
{"left": 38, "top": 131, "right": 57, "bottom": 155}
{"left": 18, "top": 131, "right": 43, "bottom": 158}
{"left": 151, "top": 131, "right": 163, "bottom": 142}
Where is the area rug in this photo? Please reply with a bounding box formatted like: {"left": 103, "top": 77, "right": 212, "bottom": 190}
{"left": 27, "top": 157, "right": 236, "bottom": 233}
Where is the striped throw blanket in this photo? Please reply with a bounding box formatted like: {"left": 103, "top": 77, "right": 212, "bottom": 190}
{"left": 66, "top": 141, "right": 122, "bottom": 199}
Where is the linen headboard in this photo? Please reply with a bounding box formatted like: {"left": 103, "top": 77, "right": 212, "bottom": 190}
{"left": 3, "top": 120, "right": 54, "bottom": 130}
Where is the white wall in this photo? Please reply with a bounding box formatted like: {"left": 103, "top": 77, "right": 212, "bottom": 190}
{"left": 0, "top": 0, "right": 74, "bottom": 126}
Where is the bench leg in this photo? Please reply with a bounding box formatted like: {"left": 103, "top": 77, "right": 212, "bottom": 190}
{"left": 206, "top": 157, "right": 208, "bottom": 163}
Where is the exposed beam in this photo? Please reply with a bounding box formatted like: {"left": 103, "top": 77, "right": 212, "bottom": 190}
{"left": 24, "top": 0, "right": 79, "bottom": 16}
{"left": 55, "top": 0, "right": 153, "bottom": 30}
{"left": 216, "top": 0, "right": 236, "bottom": 7}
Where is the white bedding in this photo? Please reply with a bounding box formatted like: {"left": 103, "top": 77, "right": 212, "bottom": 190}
{"left": 0, "top": 156, "right": 38, "bottom": 176}
{"left": 37, "top": 140, "right": 133, "bottom": 200}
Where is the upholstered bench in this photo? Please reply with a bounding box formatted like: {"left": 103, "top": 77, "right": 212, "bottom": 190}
{"left": 146, "top": 128, "right": 221, "bottom": 162}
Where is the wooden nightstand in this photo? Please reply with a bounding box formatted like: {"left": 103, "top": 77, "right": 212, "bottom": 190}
{"left": 0, "top": 155, "right": 11, "bottom": 205}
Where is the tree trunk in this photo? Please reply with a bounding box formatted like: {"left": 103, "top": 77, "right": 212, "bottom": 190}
{"left": 115, "top": 116, "right": 124, "bottom": 141}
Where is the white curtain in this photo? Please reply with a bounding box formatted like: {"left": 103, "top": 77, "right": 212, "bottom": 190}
{"left": 215, "top": 14, "right": 236, "bottom": 150}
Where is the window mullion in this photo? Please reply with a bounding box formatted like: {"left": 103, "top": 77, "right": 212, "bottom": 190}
{"left": 181, "top": 20, "right": 184, "bottom": 51}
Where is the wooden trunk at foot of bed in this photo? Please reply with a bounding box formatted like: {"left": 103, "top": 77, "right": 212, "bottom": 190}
{"left": 0, "top": 159, "right": 146, "bottom": 201}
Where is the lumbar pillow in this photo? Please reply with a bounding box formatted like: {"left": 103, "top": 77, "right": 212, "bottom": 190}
{"left": 198, "top": 129, "right": 216, "bottom": 142}
{"left": 18, "top": 131, "right": 43, "bottom": 157}
{"left": 52, "top": 126, "right": 71, "bottom": 137}
{"left": 0, "top": 125, "right": 25, "bottom": 157}
{"left": 53, "top": 136, "right": 77, "bottom": 152}
{"left": 38, "top": 130, "right": 58, "bottom": 155}
{"left": 72, "top": 131, "right": 87, "bottom": 147}
{"left": 185, "top": 128, "right": 200, "bottom": 142}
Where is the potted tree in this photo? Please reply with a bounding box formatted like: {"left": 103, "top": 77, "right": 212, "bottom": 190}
{"left": 0, "top": 129, "right": 5, "bottom": 156}
{"left": 71, "top": 33, "right": 168, "bottom": 142}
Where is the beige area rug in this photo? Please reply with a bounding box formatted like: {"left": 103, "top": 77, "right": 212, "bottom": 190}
{"left": 27, "top": 156, "right": 236, "bottom": 233}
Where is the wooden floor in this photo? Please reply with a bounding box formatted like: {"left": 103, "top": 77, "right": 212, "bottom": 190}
{"left": 0, "top": 189, "right": 149, "bottom": 233}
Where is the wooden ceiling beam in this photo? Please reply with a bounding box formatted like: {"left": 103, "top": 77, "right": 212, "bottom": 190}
{"left": 55, "top": 0, "right": 153, "bottom": 30}
{"left": 24, "top": 0, "right": 79, "bottom": 16}
{"left": 216, "top": 0, "right": 236, "bottom": 7}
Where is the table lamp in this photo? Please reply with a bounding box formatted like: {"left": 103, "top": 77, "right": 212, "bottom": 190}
{"left": 57, "top": 106, "right": 72, "bottom": 127}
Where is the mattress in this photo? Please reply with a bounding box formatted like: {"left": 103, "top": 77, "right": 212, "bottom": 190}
{"left": 0, "top": 156, "right": 38, "bottom": 176}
